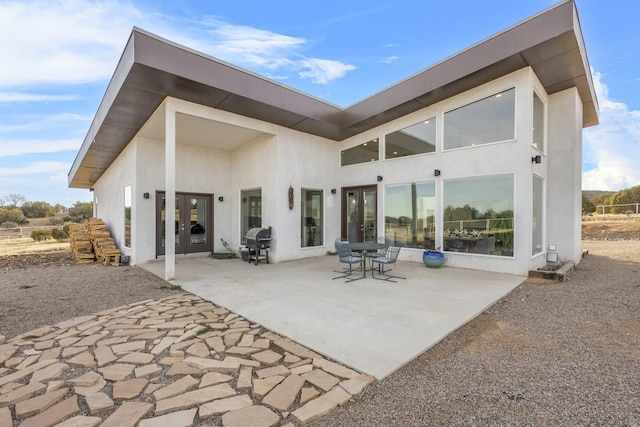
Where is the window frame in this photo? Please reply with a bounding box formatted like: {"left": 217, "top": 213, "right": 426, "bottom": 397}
{"left": 384, "top": 117, "right": 437, "bottom": 160}
{"left": 240, "top": 188, "right": 262, "bottom": 244}
{"left": 340, "top": 138, "right": 379, "bottom": 166}
{"left": 124, "top": 184, "right": 132, "bottom": 248}
{"left": 532, "top": 175, "right": 545, "bottom": 257}
{"left": 300, "top": 188, "right": 324, "bottom": 248}
{"left": 443, "top": 87, "right": 517, "bottom": 151}
{"left": 383, "top": 180, "right": 436, "bottom": 249}
{"left": 532, "top": 89, "right": 547, "bottom": 153}
{"left": 442, "top": 173, "right": 515, "bottom": 257}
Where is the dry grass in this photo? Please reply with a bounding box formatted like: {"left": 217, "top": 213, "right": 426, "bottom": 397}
{"left": 0, "top": 237, "right": 68, "bottom": 256}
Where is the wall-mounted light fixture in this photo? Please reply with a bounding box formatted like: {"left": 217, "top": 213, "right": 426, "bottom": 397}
{"left": 331, "top": 189, "right": 337, "bottom": 194}
{"left": 377, "top": 175, "right": 383, "bottom": 182}
{"left": 143, "top": 192, "right": 149, "bottom": 199}
{"left": 218, "top": 196, "right": 224, "bottom": 202}
{"left": 434, "top": 169, "right": 441, "bottom": 176}
{"left": 532, "top": 155, "right": 542, "bottom": 164}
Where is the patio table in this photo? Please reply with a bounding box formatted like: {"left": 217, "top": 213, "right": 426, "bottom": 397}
{"left": 344, "top": 241, "right": 389, "bottom": 279}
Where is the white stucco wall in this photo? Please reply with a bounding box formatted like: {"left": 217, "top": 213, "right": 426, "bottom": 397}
{"left": 93, "top": 138, "right": 136, "bottom": 254}
{"left": 547, "top": 87, "right": 583, "bottom": 264}
{"left": 132, "top": 136, "right": 234, "bottom": 264}
{"left": 336, "top": 68, "right": 544, "bottom": 275}
{"left": 272, "top": 130, "right": 339, "bottom": 261}
{"left": 93, "top": 66, "right": 583, "bottom": 276}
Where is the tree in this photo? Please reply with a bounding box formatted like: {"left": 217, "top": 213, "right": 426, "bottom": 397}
{"left": 0, "top": 207, "right": 25, "bottom": 225}
{"left": 67, "top": 201, "right": 93, "bottom": 222}
{"left": 3, "top": 193, "right": 26, "bottom": 208}
{"left": 590, "top": 193, "right": 612, "bottom": 212}
{"left": 610, "top": 187, "right": 640, "bottom": 213}
{"left": 582, "top": 195, "right": 595, "bottom": 214}
{"left": 21, "top": 201, "right": 56, "bottom": 218}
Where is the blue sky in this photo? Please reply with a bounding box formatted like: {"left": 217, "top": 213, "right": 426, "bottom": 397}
{"left": 1, "top": 0, "right": 639, "bottom": 207}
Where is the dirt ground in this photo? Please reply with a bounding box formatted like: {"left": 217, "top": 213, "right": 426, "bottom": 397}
{"left": 1, "top": 219, "right": 639, "bottom": 425}
{"left": 582, "top": 214, "right": 640, "bottom": 240}
{"left": 1, "top": 216, "right": 638, "bottom": 338}
{"left": 0, "top": 240, "right": 181, "bottom": 339}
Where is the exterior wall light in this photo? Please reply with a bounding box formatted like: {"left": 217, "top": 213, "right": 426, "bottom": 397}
{"left": 377, "top": 175, "right": 383, "bottom": 182}
{"left": 218, "top": 196, "right": 224, "bottom": 202}
{"left": 434, "top": 169, "right": 441, "bottom": 176}
{"left": 331, "top": 189, "right": 337, "bottom": 194}
{"left": 532, "top": 155, "right": 542, "bottom": 164}
{"left": 143, "top": 192, "right": 149, "bottom": 199}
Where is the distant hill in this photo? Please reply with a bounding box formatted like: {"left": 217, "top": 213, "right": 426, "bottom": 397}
{"left": 583, "top": 190, "right": 615, "bottom": 200}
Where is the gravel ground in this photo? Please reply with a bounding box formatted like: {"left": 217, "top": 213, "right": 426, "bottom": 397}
{"left": 0, "top": 252, "right": 182, "bottom": 339}
{"left": 312, "top": 240, "right": 640, "bottom": 426}
{"left": 1, "top": 241, "right": 639, "bottom": 426}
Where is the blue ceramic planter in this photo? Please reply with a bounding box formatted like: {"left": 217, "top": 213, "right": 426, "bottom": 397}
{"left": 423, "top": 250, "right": 445, "bottom": 268}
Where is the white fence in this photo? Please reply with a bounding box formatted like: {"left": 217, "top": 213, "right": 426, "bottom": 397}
{"left": 0, "top": 225, "right": 59, "bottom": 239}
{"left": 595, "top": 203, "right": 640, "bottom": 215}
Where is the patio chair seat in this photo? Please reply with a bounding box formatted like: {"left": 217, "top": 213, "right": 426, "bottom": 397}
{"left": 371, "top": 246, "right": 405, "bottom": 283}
{"left": 333, "top": 240, "right": 364, "bottom": 282}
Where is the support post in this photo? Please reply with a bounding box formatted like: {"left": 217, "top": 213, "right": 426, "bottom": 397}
{"left": 165, "top": 101, "right": 176, "bottom": 281}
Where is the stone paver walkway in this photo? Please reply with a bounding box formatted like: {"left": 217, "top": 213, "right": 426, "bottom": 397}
{"left": 0, "top": 294, "right": 374, "bottom": 426}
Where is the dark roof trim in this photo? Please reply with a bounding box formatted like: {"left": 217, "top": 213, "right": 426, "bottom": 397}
{"left": 69, "top": 0, "right": 597, "bottom": 188}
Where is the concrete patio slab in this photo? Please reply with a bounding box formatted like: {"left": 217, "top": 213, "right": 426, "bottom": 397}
{"left": 141, "top": 255, "right": 525, "bottom": 379}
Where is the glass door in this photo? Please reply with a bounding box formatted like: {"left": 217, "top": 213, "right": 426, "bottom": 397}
{"left": 156, "top": 192, "right": 213, "bottom": 256}
{"left": 186, "top": 195, "right": 210, "bottom": 253}
{"left": 342, "top": 186, "right": 377, "bottom": 243}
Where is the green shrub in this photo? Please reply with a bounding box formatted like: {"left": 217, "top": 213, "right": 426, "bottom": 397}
{"left": 31, "top": 229, "right": 53, "bottom": 241}
{"left": 51, "top": 228, "right": 69, "bottom": 242}
{"left": 63, "top": 222, "right": 72, "bottom": 235}
{"left": 49, "top": 217, "right": 64, "bottom": 226}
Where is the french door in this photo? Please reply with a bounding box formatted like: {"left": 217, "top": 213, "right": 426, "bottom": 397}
{"left": 341, "top": 186, "right": 377, "bottom": 243}
{"left": 156, "top": 192, "right": 213, "bottom": 256}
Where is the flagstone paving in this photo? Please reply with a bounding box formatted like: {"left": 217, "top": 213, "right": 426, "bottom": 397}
{"left": 0, "top": 294, "right": 374, "bottom": 426}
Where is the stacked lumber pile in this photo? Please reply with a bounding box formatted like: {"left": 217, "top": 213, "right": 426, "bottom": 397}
{"left": 85, "top": 218, "right": 121, "bottom": 266}
{"left": 68, "top": 223, "right": 95, "bottom": 264}
{"left": 67, "top": 218, "right": 122, "bottom": 265}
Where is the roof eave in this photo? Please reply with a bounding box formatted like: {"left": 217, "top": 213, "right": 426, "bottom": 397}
{"left": 69, "top": 0, "right": 598, "bottom": 189}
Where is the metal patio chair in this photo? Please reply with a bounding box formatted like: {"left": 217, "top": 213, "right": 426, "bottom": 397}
{"left": 371, "top": 246, "right": 406, "bottom": 282}
{"left": 365, "top": 237, "right": 391, "bottom": 266}
{"left": 333, "top": 240, "right": 364, "bottom": 282}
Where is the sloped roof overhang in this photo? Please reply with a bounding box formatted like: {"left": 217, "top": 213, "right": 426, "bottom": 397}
{"left": 69, "top": 0, "right": 597, "bottom": 188}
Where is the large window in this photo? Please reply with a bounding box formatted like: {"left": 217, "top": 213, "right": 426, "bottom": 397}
{"left": 301, "top": 189, "right": 323, "bottom": 247}
{"left": 532, "top": 176, "right": 544, "bottom": 256}
{"left": 384, "top": 182, "right": 435, "bottom": 249}
{"left": 124, "top": 185, "right": 131, "bottom": 247}
{"left": 241, "top": 188, "right": 261, "bottom": 243}
{"left": 443, "top": 174, "right": 514, "bottom": 256}
{"left": 444, "top": 88, "right": 515, "bottom": 150}
{"left": 341, "top": 138, "right": 379, "bottom": 166}
{"left": 533, "top": 91, "right": 546, "bottom": 152}
{"left": 385, "top": 118, "right": 436, "bottom": 159}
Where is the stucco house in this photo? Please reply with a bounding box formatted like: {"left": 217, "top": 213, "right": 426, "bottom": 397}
{"left": 69, "top": 0, "right": 598, "bottom": 280}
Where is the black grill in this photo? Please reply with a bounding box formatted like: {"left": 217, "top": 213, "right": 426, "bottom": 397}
{"left": 244, "top": 227, "right": 272, "bottom": 265}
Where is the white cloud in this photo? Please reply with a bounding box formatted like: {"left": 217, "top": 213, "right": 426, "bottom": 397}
{"left": 0, "top": 139, "right": 81, "bottom": 156}
{"left": 582, "top": 71, "right": 640, "bottom": 191}
{"left": 0, "top": 161, "right": 70, "bottom": 178}
{"left": 297, "top": 58, "right": 357, "bottom": 85}
{"left": 0, "top": 114, "right": 89, "bottom": 134}
{"left": 183, "top": 18, "right": 356, "bottom": 84}
{"left": 381, "top": 56, "right": 400, "bottom": 64}
{"left": 0, "top": 92, "right": 79, "bottom": 102}
{"left": 0, "top": 1, "right": 356, "bottom": 88}
{"left": 0, "top": 0, "right": 144, "bottom": 87}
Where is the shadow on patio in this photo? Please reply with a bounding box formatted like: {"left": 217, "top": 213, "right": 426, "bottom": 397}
{"left": 141, "top": 255, "right": 524, "bottom": 379}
